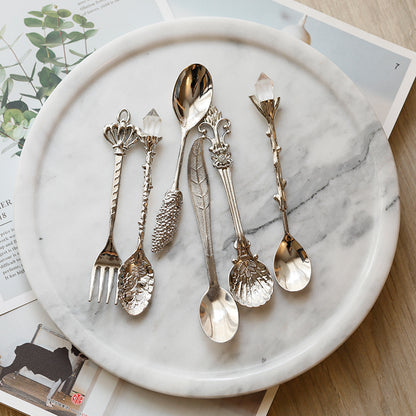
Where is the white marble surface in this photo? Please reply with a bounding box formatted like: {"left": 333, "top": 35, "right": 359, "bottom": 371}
{"left": 14, "top": 18, "right": 399, "bottom": 397}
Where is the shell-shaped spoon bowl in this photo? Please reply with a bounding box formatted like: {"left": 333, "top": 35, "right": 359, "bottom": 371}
{"left": 229, "top": 240, "right": 274, "bottom": 307}
{"left": 274, "top": 233, "right": 311, "bottom": 291}
{"left": 118, "top": 248, "right": 154, "bottom": 315}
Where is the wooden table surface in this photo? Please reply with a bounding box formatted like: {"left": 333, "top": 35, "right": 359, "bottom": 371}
{"left": 1, "top": 0, "right": 415, "bottom": 415}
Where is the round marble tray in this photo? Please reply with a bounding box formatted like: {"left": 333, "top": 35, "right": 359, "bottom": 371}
{"left": 14, "top": 18, "right": 399, "bottom": 397}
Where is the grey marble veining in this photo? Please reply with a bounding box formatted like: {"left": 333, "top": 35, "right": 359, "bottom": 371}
{"left": 14, "top": 18, "right": 399, "bottom": 398}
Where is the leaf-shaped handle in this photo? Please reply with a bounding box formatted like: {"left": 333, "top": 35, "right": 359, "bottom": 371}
{"left": 188, "top": 138, "right": 212, "bottom": 256}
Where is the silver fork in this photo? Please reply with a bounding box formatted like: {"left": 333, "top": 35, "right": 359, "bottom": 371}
{"left": 89, "top": 109, "right": 140, "bottom": 303}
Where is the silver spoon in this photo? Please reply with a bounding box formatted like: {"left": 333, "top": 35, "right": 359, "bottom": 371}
{"left": 152, "top": 63, "right": 213, "bottom": 253}
{"left": 188, "top": 137, "right": 238, "bottom": 343}
{"left": 118, "top": 110, "right": 162, "bottom": 315}
{"left": 250, "top": 73, "right": 311, "bottom": 291}
{"left": 199, "top": 106, "right": 274, "bottom": 307}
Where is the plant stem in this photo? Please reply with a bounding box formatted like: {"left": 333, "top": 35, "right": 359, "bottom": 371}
{"left": 57, "top": 18, "right": 69, "bottom": 74}
{"left": 83, "top": 27, "right": 87, "bottom": 55}
{"left": 0, "top": 35, "right": 43, "bottom": 106}
{"left": 43, "top": 27, "right": 52, "bottom": 70}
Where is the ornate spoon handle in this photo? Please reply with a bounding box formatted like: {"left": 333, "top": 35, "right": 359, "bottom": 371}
{"left": 188, "top": 137, "right": 218, "bottom": 288}
{"left": 138, "top": 135, "right": 161, "bottom": 246}
{"left": 250, "top": 94, "right": 290, "bottom": 234}
{"left": 250, "top": 73, "right": 311, "bottom": 292}
{"left": 198, "top": 106, "right": 245, "bottom": 243}
{"left": 118, "top": 110, "right": 162, "bottom": 315}
{"left": 198, "top": 106, "right": 273, "bottom": 307}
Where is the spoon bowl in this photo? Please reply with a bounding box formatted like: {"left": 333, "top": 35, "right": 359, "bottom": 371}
{"left": 200, "top": 285, "right": 239, "bottom": 343}
{"left": 172, "top": 63, "right": 213, "bottom": 130}
{"left": 274, "top": 233, "right": 311, "bottom": 292}
{"left": 118, "top": 248, "right": 154, "bottom": 315}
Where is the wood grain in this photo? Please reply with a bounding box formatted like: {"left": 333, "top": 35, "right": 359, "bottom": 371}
{"left": 0, "top": 406, "right": 22, "bottom": 416}
{"left": 1, "top": 1, "right": 415, "bottom": 416}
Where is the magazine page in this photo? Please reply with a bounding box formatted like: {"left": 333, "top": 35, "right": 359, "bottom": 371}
{"left": 0, "top": 300, "right": 118, "bottom": 416}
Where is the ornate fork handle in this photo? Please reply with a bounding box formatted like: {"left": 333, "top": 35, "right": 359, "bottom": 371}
{"left": 108, "top": 153, "right": 123, "bottom": 237}
{"left": 103, "top": 109, "right": 141, "bottom": 237}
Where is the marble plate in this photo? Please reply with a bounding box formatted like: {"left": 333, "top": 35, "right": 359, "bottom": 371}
{"left": 14, "top": 18, "right": 399, "bottom": 397}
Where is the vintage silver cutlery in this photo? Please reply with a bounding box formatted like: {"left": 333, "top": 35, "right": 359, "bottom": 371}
{"left": 152, "top": 63, "right": 213, "bottom": 253}
{"left": 250, "top": 73, "right": 311, "bottom": 291}
{"left": 89, "top": 109, "right": 140, "bottom": 303}
{"left": 188, "top": 137, "right": 239, "bottom": 342}
{"left": 118, "top": 109, "right": 162, "bottom": 316}
{"left": 198, "top": 106, "right": 274, "bottom": 308}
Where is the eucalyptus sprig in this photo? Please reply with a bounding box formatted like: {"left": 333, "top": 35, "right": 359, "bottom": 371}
{"left": 0, "top": 4, "right": 98, "bottom": 156}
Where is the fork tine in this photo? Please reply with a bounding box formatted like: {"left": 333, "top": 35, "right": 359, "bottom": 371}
{"left": 106, "top": 268, "right": 115, "bottom": 304}
{"left": 98, "top": 267, "right": 106, "bottom": 303}
{"left": 114, "top": 269, "right": 119, "bottom": 305}
{"left": 89, "top": 267, "right": 97, "bottom": 302}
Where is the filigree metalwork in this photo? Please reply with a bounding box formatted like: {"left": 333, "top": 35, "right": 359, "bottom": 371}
{"left": 89, "top": 109, "right": 139, "bottom": 304}
{"left": 198, "top": 106, "right": 233, "bottom": 169}
{"left": 103, "top": 109, "right": 140, "bottom": 155}
{"left": 198, "top": 105, "right": 274, "bottom": 307}
{"left": 151, "top": 190, "right": 183, "bottom": 253}
{"left": 229, "top": 239, "right": 274, "bottom": 308}
{"left": 250, "top": 73, "right": 311, "bottom": 292}
{"left": 118, "top": 111, "right": 163, "bottom": 316}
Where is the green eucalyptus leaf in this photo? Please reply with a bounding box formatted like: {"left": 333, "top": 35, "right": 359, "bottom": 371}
{"left": 36, "top": 86, "right": 53, "bottom": 100}
{"left": 68, "top": 56, "right": 88, "bottom": 66}
{"left": 15, "top": 124, "right": 26, "bottom": 139}
{"left": 0, "top": 25, "right": 6, "bottom": 38}
{"left": 73, "top": 14, "right": 87, "bottom": 25}
{"left": 36, "top": 47, "right": 56, "bottom": 63}
{"left": 60, "top": 21, "right": 74, "bottom": 29}
{"left": 26, "top": 32, "right": 45, "bottom": 47}
{"left": 3, "top": 108, "right": 24, "bottom": 123}
{"left": 42, "top": 4, "right": 59, "bottom": 17}
{"left": 49, "top": 58, "right": 67, "bottom": 68}
{"left": 23, "top": 110, "right": 37, "bottom": 121}
{"left": 67, "top": 31, "right": 84, "bottom": 42}
{"left": 9, "top": 74, "right": 31, "bottom": 82}
{"left": 83, "top": 22, "right": 94, "bottom": 28}
{"left": 28, "top": 11, "right": 44, "bottom": 18}
{"left": 21, "top": 93, "right": 38, "bottom": 100}
{"left": 69, "top": 49, "right": 85, "bottom": 58}
{"left": 1, "top": 84, "right": 8, "bottom": 108}
{"left": 45, "top": 30, "right": 64, "bottom": 47}
{"left": 84, "top": 29, "right": 98, "bottom": 39}
{"left": 30, "top": 63, "right": 36, "bottom": 79}
{"left": 45, "top": 16, "right": 62, "bottom": 29}
{"left": 38, "top": 67, "right": 61, "bottom": 89}
{"left": 57, "top": 9, "right": 71, "bottom": 17}
{"left": 2, "top": 78, "right": 13, "bottom": 96}
{"left": 24, "top": 18, "right": 43, "bottom": 27}
{"left": 0, "top": 66, "right": 5, "bottom": 83}
{"left": 6, "top": 101, "right": 29, "bottom": 112}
